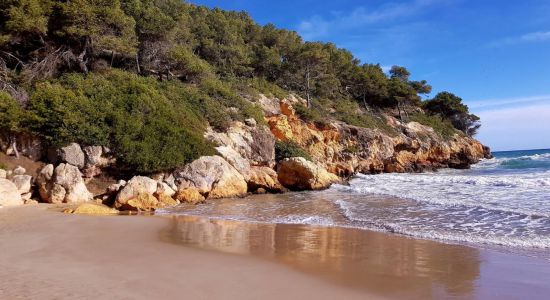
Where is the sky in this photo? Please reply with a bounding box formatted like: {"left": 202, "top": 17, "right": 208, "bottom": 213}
{"left": 191, "top": 0, "right": 550, "bottom": 151}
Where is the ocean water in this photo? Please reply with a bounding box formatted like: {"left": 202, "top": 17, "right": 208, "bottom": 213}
{"left": 160, "top": 149, "right": 550, "bottom": 252}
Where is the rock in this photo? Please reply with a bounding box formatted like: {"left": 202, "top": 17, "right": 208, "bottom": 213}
{"left": 36, "top": 164, "right": 92, "bottom": 204}
{"left": 66, "top": 203, "right": 118, "bottom": 215}
{"left": 53, "top": 164, "right": 93, "bottom": 203}
{"left": 125, "top": 193, "right": 159, "bottom": 211}
{"left": 247, "top": 166, "right": 284, "bottom": 193}
{"left": 175, "top": 188, "right": 205, "bottom": 204}
{"left": 83, "top": 146, "right": 104, "bottom": 167}
{"left": 0, "top": 133, "right": 44, "bottom": 160}
{"left": 58, "top": 143, "right": 86, "bottom": 169}
{"left": 24, "top": 199, "right": 39, "bottom": 205}
{"left": 156, "top": 182, "right": 176, "bottom": 198}
{"left": 0, "top": 169, "right": 6, "bottom": 179}
{"left": 21, "top": 192, "right": 32, "bottom": 201}
{"left": 257, "top": 94, "right": 281, "bottom": 117}
{"left": 0, "top": 178, "right": 23, "bottom": 206}
{"left": 13, "top": 166, "right": 26, "bottom": 175}
{"left": 277, "top": 157, "right": 340, "bottom": 190}
{"left": 11, "top": 175, "right": 32, "bottom": 194}
{"left": 157, "top": 194, "right": 179, "bottom": 208}
{"left": 115, "top": 176, "right": 158, "bottom": 210}
{"left": 206, "top": 122, "right": 276, "bottom": 167}
{"left": 215, "top": 146, "right": 251, "bottom": 178}
{"left": 36, "top": 164, "right": 54, "bottom": 201}
{"left": 244, "top": 118, "right": 257, "bottom": 127}
{"left": 174, "top": 156, "right": 248, "bottom": 199}
{"left": 107, "top": 180, "right": 126, "bottom": 194}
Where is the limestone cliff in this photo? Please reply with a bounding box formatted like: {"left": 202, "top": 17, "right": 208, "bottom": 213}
{"left": 260, "top": 95, "right": 491, "bottom": 177}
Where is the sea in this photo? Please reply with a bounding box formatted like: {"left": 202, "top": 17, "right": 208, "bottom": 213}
{"left": 161, "top": 149, "right": 550, "bottom": 254}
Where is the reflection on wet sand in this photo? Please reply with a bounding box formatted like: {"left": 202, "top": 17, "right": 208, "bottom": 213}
{"left": 162, "top": 216, "right": 481, "bottom": 299}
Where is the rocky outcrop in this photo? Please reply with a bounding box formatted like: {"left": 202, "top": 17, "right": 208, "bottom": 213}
{"left": 36, "top": 163, "right": 93, "bottom": 204}
{"left": 248, "top": 166, "right": 284, "bottom": 193}
{"left": 277, "top": 157, "right": 341, "bottom": 190}
{"left": 175, "top": 188, "right": 205, "bottom": 204}
{"left": 263, "top": 95, "right": 489, "bottom": 176}
{"left": 174, "top": 156, "right": 248, "bottom": 199}
{"left": 0, "top": 178, "right": 23, "bottom": 206}
{"left": 55, "top": 143, "right": 86, "bottom": 169}
{"left": 206, "top": 121, "right": 276, "bottom": 167}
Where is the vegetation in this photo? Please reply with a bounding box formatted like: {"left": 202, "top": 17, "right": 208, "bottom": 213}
{"left": 0, "top": 0, "right": 482, "bottom": 172}
{"left": 275, "top": 140, "right": 311, "bottom": 162}
{"left": 410, "top": 113, "right": 458, "bottom": 139}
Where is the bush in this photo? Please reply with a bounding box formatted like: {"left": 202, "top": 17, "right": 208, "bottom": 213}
{"left": 333, "top": 100, "right": 397, "bottom": 136}
{"left": 410, "top": 113, "right": 458, "bottom": 139}
{"left": 275, "top": 140, "right": 311, "bottom": 162}
{"left": 294, "top": 103, "right": 326, "bottom": 125}
{"left": 26, "top": 70, "right": 216, "bottom": 173}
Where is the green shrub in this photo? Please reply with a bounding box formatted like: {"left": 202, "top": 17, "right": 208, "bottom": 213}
{"left": 333, "top": 100, "right": 397, "bottom": 136}
{"left": 26, "top": 70, "right": 216, "bottom": 173}
{"left": 275, "top": 140, "right": 311, "bottom": 162}
{"left": 294, "top": 103, "right": 326, "bottom": 125}
{"left": 410, "top": 113, "right": 458, "bottom": 139}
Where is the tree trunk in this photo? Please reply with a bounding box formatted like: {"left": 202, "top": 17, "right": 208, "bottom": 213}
{"left": 135, "top": 53, "right": 141, "bottom": 74}
{"left": 10, "top": 136, "right": 19, "bottom": 159}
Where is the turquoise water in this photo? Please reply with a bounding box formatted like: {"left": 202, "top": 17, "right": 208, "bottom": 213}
{"left": 162, "top": 149, "right": 550, "bottom": 251}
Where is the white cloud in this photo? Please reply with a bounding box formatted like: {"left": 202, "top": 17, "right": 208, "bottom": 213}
{"left": 297, "top": 0, "right": 455, "bottom": 40}
{"left": 520, "top": 31, "right": 550, "bottom": 42}
{"left": 475, "top": 103, "right": 550, "bottom": 151}
{"left": 469, "top": 94, "right": 550, "bottom": 112}
{"left": 487, "top": 30, "right": 550, "bottom": 48}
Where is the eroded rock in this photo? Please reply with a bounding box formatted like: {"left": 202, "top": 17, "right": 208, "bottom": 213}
{"left": 0, "top": 178, "right": 23, "bottom": 206}
{"left": 174, "top": 156, "right": 248, "bottom": 199}
{"left": 277, "top": 157, "right": 340, "bottom": 191}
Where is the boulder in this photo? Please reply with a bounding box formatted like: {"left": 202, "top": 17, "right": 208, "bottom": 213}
{"left": 0, "top": 179, "right": 23, "bottom": 206}
{"left": 156, "top": 182, "right": 176, "bottom": 198}
{"left": 206, "top": 122, "right": 276, "bottom": 167}
{"left": 277, "top": 157, "right": 340, "bottom": 191}
{"left": 115, "top": 176, "right": 158, "bottom": 210}
{"left": 175, "top": 188, "right": 205, "bottom": 204}
{"left": 174, "top": 156, "right": 248, "bottom": 199}
{"left": 125, "top": 193, "right": 159, "bottom": 212}
{"left": 13, "top": 166, "right": 26, "bottom": 175}
{"left": 247, "top": 166, "right": 284, "bottom": 193}
{"left": 57, "top": 143, "right": 86, "bottom": 169}
{"left": 36, "top": 164, "right": 93, "bottom": 204}
{"left": 215, "top": 146, "right": 251, "bottom": 178}
{"left": 11, "top": 175, "right": 32, "bottom": 194}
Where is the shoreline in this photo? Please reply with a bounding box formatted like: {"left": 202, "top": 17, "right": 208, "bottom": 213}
{"left": 2, "top": 206, "right": 550, "bottom": 299}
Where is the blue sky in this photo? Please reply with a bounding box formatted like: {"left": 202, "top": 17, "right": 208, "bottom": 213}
{"left": 191, "top": 0, "right": 550, "bottom": 151}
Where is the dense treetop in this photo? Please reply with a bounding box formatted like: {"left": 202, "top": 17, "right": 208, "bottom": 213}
{"left": 0, "top": 0, "right": 481, "bottom": 172}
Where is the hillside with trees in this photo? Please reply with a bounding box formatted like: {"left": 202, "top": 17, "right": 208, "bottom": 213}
{"left": 0, "top": 0, "right": 481, "bottom": 173}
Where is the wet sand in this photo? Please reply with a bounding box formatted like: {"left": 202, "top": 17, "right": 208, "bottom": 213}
{"left": 2, "top": 206, "right": 550, "bottom": 299}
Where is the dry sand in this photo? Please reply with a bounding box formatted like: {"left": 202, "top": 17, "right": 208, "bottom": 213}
{"left": 1, "top": 205, "right": 550, "bottom": 299}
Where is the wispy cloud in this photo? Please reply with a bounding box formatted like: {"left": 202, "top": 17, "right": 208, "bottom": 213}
{"left": 469, "top": 94, "right": 550, "bottom": 112}
{"left": 297, "top": 0, "right": 455, "bottom": 40}
{"left": 487, "top": 30, "right": 550, "bottom": 48}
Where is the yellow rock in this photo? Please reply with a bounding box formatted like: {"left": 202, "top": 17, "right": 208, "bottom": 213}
{"left": 157, "top": 194, "right": 179, "bottom": 208}
{"left": 66, "top": 203, "right": 119, "bottom": 215}
{"left": 125, "top": 193, "right": 159, "bottom": 211}
{"left": 175, "top": 188, "right": 205, "bottom": 204}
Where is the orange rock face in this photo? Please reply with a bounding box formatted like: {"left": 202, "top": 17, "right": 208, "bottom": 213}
{"left": 265, "top": 97, "right": 488, "bottom": 176}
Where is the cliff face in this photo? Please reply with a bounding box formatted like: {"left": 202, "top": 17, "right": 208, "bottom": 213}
{"left": 261, "top": 95, "right": 490, "bottom": 177}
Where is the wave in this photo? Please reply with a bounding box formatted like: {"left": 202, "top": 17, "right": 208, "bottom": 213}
{"left": 475, "top": 152, "right": 550, "bottom": 170}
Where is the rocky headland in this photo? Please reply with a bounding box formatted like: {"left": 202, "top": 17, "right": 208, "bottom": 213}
{"left": 0, "top": 94, "right": 491, "bottom": 214}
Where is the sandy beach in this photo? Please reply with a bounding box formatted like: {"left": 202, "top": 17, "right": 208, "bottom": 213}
{"left": 1, "top": 206, "right": 550, "bottom": 300}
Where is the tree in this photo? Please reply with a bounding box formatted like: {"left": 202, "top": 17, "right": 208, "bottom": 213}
{"left": 389, "top": 65, "right": 410, "bottom": 82}
{"left": 0, "top": 92, "right": 26, "bottom": 158}
{"left": 423, "top": 92, "right": 481, "bottom": 136}
{"left": 351, "top": 64, "right": 389, "bottom": 109}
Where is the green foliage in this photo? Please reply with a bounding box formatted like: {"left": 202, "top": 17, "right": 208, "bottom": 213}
{"left": 294, "top": 103, "right": 326, "bottom": 125}
{"left": 410, "top": 113, "right": 458, "bottom": 139}
{"left": 423, "top": 92, "right": 480, "bottom": 136}
{"left": 0, "top": 91, "right": 25, "bottom": 134}
{"left": 275, "top": 140, "right": 311, "bottom": 162}
{"left": 332, "top": 100, "right": 398, "bottom": 136}
{"left": 4, "top": 0, "right": 50, "bottom": 35}
{"left": 26, "top": 71, "right": 216, "bottom": 173}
